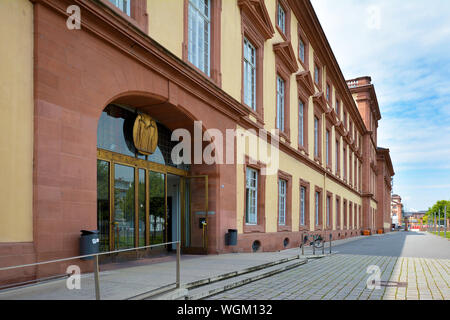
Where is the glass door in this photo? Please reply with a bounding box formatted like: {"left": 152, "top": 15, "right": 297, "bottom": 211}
{"left": 182, "top": 176, "right": 209, "bottom": 254}
{"left": 113, "top": 164, "right": 135, "bottom": 250}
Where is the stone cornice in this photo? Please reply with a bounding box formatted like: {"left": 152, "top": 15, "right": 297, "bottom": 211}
{"left": 237, "top": 0, "right": 275, "bottom": 40}
{"left": 273, "top": 42, "right": 299, "bottom": 74}
{"left": 296, "top": 70, "right": 315, "bottom": 97}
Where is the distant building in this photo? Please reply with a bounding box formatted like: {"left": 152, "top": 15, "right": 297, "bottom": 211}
{"left": 391, "top": 195, "right": 403, "bottom": 227}
{"left": 406, "top": 211, "right": 427, "bottom": 230}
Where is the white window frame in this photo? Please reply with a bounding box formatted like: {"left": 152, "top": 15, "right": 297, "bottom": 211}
{"left": 277, "top": 3, "right": 286, "bottom": 34}
{"left": 109, "top": 0, "right": 131, "bottom": 16}
{"left": 243, "top": 38, "right": 256, "bottom": 110}
{"left": 188, "top": 0, "right": 211, "bottom": 76}
{"left": 300, "top": 186, "right": 306, "bottom": 226}
{"left": 299, "top": 101, "right": 304, "bottom": 146}
{"left": 245, "top": 167, "right": 258, "bottom": 225}
{"left": 314, "top": 116, "right": 319, "bottom": 157}
{"left": 276, "top": 76, "right": 285, "bottom": 132}
{"left": 299, "top": 38, "right": 305, "bottom": 63}
{"left": 326, "top": 196, "right": 331, "bottom": 227}
{"left": 315, "top": 191, "right": 320, "bottom": 226}
{"left": 335, "top": 140, "right": 339, "bottom": 173}
{"left": 278, "top": 179, "right": 287, "bottom": 226}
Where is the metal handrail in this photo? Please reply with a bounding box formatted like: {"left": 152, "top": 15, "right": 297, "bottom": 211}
{"left": 0, "top": 241, "right": 180, "bottom": 271}
{"left": 0, "top": 241, "right": 182, "bottom": 300}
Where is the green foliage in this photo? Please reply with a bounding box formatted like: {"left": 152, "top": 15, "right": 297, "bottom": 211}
{"left": 425, "top": 200, "right": 450, "bottom": 223}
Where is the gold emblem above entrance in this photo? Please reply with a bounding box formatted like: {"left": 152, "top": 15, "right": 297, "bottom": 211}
{"left": 133, "top": 113, "right": 158, "bottom": 155}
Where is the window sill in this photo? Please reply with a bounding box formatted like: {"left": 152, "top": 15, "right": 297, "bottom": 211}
{"left": 243, "top": 224, "right": 265, "bottom": 234}
{"left": 278, "top": 225, "right": 292, "bottom": 232}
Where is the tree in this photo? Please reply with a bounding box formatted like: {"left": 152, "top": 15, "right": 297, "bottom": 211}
{"left": 425, "top": 200, "right": 450, "bottom": 225}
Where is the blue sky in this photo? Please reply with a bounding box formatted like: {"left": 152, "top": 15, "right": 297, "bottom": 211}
{"left": 311, "top": 0, "right": 450, "bottom": 211}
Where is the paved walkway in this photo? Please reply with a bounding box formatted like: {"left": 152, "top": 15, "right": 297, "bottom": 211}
{"left": 0, "top": 235, "right": 361, "bottom": 300}
{"left": 208, "top": 232, "right": 450, "bottom": 300}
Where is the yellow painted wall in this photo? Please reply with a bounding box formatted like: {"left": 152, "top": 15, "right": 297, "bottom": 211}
{"left": 147, "top": 0, "right": 184, "bottom": 59}
{"left": 0, "top": 0, "right": 34, "bottom": 242}
{"left": 236, "top": 125, "right": 363, "bottom": 234}
{"left": 220, "top": 0, "right": 242, "bottom": 102}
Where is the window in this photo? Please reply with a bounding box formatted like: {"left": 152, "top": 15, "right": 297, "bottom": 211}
{"left": 109, "top": 0, "right": 130, "bottom": 15}
{"left": 336, "top": 197, "right": 340, "bottom": 229}
{"left": 335, "top": 139, "right": 340, "bottom": 175}
{"left": 314, "top": 64, "right": 320, "bottom": 85}
{"left": 188, "top": 0, "right": 211, "bottom": 76}
{"left": 344, "top": 111, "right": 347, "bottom": 129}
{"left": 299, "top": 38, "right": 305, "bottom": 63}
{"left": 326, "top": 195, "right": 331, "bottom": 227}
{"left": 343, "top": 145, "right": 347, "bottom": 181}
{"left": 276, "top": 76, "right": 285, "bottom": 132}
{"left": 245, "top": 167, "right": 258, "bottom": 225}
{"left": 315, "top": 191, "right": 320, "bottom": 226}
{"left": 335, "top": 99, "right": 340, "bottom": 117}
{"left": 243, "top": 38, "right": 256, "bottom": 110}
{"left": 343, "top": 200, "right": 348, "bottom": 229}
{"left": 314, "top": 116, "right": 319, "bottom": 158}
{"left": 300, "top": 186, "right": 306, "bottom": 226}
{"left": 326, "top": 130, "right": 330, "bottom": 167}
{"left": 278, "top": 179, "right": 287, "bottom": 225}
{"left": 326, "top": 83, "right": 331, "bottom": 103}
{"left": 277, "top": 3, "right": 286, "bottom": 34}
{"left": 299, "top": 100, "right": 304, "bottom": 146}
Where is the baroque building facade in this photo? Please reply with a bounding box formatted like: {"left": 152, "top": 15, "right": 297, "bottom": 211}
{"left": 0, "top": 0, "right": 394, "bottom": 283}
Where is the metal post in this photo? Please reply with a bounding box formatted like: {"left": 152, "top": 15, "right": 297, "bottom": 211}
{"left": 439, "top": 209, "right": 441, "bottom": 235}
{"left": 322, "top": 235, "right": 325, "bottom": 255}
{"left": 94, "top": 255, "right": 100, "bottom": 300}
{"left": 329, "top": 234, "right": 332, "bottom": 254}
{"left": 301, "top": 233, "right": 304, "bottom": 256}
{"left": 176, "top": 242, "right": 181, "bottom": 289}
{"left": 435, "top": 211, "right": 437, "bottom": 233}
{"left": 312, "top": 239, "right": 315, "bottom": 255}
{"left": 445, "top": 205, "right": 447, "bottom": 238}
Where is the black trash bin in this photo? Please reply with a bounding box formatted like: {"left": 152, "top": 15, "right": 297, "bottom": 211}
{"left": 80, "top": 230, "right": 100, "bottom": 260}
{"left": 226, "top": 229, "right": 238, "bottom": 246}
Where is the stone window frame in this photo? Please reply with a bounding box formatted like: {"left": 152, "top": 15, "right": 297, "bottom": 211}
{"left": 275, "top": 62, "right": 291, "bottom": 142}
{"left": 349, "top": 201, "right": 353, "bottom": 230}
{"left": 277, "top": 170, "right": 293, "bottom": 232}
{"left": 313, "top": 53, "right": 323, "bottom": 90}
{"left": 299, "top": 179, "right": 310, "bottom": 231}
{"left": 335, "top": 136, "right": 341, "bottom": 177}
{"left": 276, "top": 0, "right": 291, "bottom": 41}
{"left": 314, "top": 186, "right": 323, "bottom": 230}
{"left": 325, "top": 191, "right": 333, "bottom": 230}
{"left": 243, "top": 156, "right": 266, "bottom": 234}
{"left": 335, "top": 94, "right": 341, "bottom": 119}
{"left": 297, "top": 23, "right": 309, "bottom": 70}
{"left": 101, "top": 0, "right": 148, "bottom": 32}
{"left": 313, "top": 104, "right": 323, "bottom": 164}
{"left": 343, "top": 198, "right": 348, "bottom": 230}
{"left": 183, "top": 0, "right": 222, "bottom": 86}
{"left": 298, "top": 93, "right": 309, "bottom": 154}
{"left": 325, "top": 120, "right": 333, "bottom": 171}
{"left": 326, "top": 79, "right": 333, "bottom": 106}
{"left": 240, "top": 7, "right": 266, "bottom": 125}
{"left": 335, "top": 195, "right": 341, "bottom": 230}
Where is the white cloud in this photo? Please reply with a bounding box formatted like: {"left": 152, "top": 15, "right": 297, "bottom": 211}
{"left": 311, "top": 0, "right": 450, "bottom": 210}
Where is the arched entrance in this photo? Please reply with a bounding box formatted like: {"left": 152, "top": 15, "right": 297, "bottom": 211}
{"left": 96, "top": 99, "right": 212, "bottom": 258}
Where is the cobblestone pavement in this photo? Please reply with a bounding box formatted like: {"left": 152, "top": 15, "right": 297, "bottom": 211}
{"left": 208, "top": 232, "right": 450, "bottom": 300}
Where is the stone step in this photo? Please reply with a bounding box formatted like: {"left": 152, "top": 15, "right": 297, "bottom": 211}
{"left": 184, "top": 258, "right": 310, "bottom": 300}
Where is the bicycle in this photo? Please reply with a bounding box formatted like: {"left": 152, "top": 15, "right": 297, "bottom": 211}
{"left": 301, "top": 233, "right": 324, "bottom": 249}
